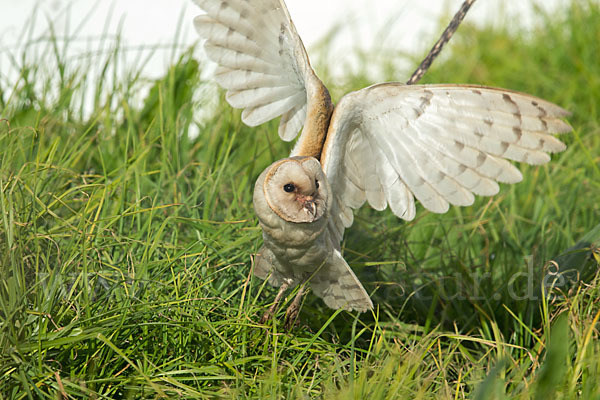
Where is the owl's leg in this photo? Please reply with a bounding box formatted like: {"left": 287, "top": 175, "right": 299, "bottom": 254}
{"left": 284, "top": 284, "right": 307, "bottom": 330}
{"left": 260, "top": 280, "right": 291, "bottom": 324}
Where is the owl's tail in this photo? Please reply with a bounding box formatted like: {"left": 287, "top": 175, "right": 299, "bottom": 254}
{"left": 310, "top": 249, "right": 373, "bottom": 313}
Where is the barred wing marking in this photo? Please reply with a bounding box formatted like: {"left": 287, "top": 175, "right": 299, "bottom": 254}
{"left": 321, "top": 83, "right": 571, "bottom": 243}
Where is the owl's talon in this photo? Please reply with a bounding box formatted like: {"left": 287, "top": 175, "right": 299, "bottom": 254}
{"left": 283, "top": 309, "right": 299, "bottom": 330}
{"left": 284, "top": 286, "right": 306, "bottom": 330}
{"left": 260, "top": 281, "right": 290, "bottom": 325}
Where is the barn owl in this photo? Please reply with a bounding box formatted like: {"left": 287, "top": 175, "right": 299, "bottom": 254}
{"left": 192, "top": 0, "right": 571, "bottom": 321}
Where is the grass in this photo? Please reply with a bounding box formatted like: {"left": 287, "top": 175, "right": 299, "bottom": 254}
{"left": 1, "top": 1, "right": 599, "bottom": 398}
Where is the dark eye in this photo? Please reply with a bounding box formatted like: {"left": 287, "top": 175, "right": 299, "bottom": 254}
{"left": 283, "top": 183, "right": 295, "bottom": 193}
{"left": 315, "top": 180, "right": 319, "bottom": 189}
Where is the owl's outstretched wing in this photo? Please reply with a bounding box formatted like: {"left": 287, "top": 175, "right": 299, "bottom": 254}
{"left": 193, "top": 0, "right": 317, "bottom": 141}
{"left": 320, "top": 83, "right": 571, "bottom": 244}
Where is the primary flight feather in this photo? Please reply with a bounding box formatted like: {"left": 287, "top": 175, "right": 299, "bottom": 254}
{"left": 192, "top": 0, "right": 571, "bottom": 316}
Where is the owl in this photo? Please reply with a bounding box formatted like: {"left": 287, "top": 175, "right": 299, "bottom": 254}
{"left": 192, "top": 0, "right": 571, "bottom": 322}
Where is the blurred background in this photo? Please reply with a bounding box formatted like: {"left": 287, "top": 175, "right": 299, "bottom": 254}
{"left": 1, "top": 0, "right": 567, "bottom": 80}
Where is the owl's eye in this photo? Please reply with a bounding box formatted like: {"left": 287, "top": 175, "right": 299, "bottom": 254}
{"left": 283, "top": 183, "right": 295, "bottom": 193}
{"left": 315, "top": 180, "right": 319, "bottom": 189}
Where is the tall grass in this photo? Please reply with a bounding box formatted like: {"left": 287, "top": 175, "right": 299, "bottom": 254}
{"left": 1, "top": 1, "right": 599, "bottom": 398}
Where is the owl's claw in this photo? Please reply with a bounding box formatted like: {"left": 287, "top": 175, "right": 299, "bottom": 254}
{"left": 260, "top": 281, "right": 290, "bottom": 324}
{"left": 284, "top": 285, "right": 306, "bottom": 331}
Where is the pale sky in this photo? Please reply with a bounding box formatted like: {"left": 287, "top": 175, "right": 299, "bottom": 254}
{"left": 0, "top": 0, "right": 566, "bottom": 81}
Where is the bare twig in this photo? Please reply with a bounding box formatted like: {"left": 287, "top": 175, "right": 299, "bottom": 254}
{"left": 406, "top": 0, "right": 477, "bottom": 85}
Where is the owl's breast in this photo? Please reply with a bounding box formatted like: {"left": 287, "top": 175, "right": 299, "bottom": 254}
{"left": 266, "top": 214, "right": 327, "bottom": 244}
{"left": 263, "top": 220, "right": 332, "bottom": 276}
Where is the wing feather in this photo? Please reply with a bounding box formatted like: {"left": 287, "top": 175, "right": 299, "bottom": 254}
{"left": 226, "top": 86, "right": 300, "bottom": 109}
{"left": 279, "top": 103, "right": 306, "bottom": 141}
{"left": 193, "top": 0, "right": 312, "bottom": 141}
{"left": 242, "top": 92, "right": 306, "bottom": 127}
{"left": 321, "top": 84, "right": 570, "bottom": 242}
{"left": 214, "top": 67, "right": 289, "bottom": 90}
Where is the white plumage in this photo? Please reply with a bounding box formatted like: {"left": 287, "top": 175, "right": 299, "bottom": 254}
{"left": 193, "top": 0, "right": 312, "bottom": 140}
{"left": 193, "top": 0, "right": 571, "bottom": 315}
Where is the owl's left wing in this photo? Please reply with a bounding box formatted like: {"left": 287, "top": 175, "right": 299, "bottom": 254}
{"left": 193, "top": 0, "right": 318, "bottom": 142}
{"left": 321, "top": 83, "right": 571, "bottom": 244}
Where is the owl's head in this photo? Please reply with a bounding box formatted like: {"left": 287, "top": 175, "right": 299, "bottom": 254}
{"left": 259, "top": 157, "right": 329, "bottom": 224}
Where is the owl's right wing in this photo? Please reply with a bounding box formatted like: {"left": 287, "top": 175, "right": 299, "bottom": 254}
{"left": 320, "top": 83, "right": 571, "bottom": 244}
{"left": 193, "top": 0, "right": 316, "bottom": 141}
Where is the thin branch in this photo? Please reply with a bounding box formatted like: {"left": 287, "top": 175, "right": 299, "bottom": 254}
{"left": 406, "top": 0, "right": 477, "bottom": 85}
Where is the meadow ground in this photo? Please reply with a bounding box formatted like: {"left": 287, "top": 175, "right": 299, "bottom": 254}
{"left": 1, "top": 1, "right": 599, "bottom": 398}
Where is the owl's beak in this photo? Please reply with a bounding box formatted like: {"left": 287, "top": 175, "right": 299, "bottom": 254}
{"left": 304, "top": 200, "right": 316, "bottom": 217}
{"left": 300, "top": 195, "right": 317, "bottom": 219}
